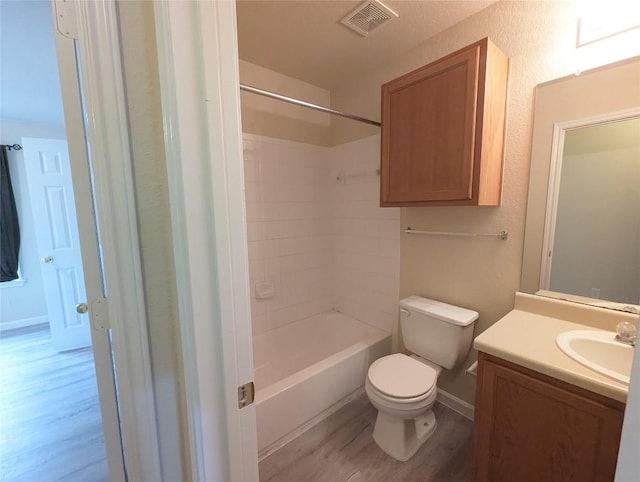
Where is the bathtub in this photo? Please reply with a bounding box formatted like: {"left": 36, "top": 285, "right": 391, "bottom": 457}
{"left": 253, "top": 310, "right": 391, "bottom": 453}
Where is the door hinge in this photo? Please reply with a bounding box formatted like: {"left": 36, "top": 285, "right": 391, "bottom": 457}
{"left": 54, "top": 0, "right": 79, "bottom": 39}
{"left": 238, "top": 381, "right": 255, "bottom": 409}
{"left": 90, "top": 297, "right": 110, "bottom": 330}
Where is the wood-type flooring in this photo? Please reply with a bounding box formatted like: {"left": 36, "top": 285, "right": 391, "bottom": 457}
{"left": 1, "top": 325, "right": 473, "bottom": 482}
{"left": 0, "top": 325, "right": 107, "bottom": 482}
{"left": 259, "top": 394, "right": 473, "bottom": 482}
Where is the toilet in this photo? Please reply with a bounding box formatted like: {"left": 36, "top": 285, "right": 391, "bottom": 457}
{"left": 365, "top": 295, "right": 478, "bottom": 461}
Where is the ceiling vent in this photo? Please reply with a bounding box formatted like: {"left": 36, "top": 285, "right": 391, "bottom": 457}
{"left": 340, "top": 0, "right": 399, "bottom": 37}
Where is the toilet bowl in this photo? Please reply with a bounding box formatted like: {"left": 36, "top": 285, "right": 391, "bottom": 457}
{"left": 365, "top": 353, "right": 441, "bottom": 461}
{"left": 365, "top": 296, "right": 478, "bottom": 461}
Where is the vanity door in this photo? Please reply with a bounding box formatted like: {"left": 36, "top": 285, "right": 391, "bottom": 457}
{"left": 473, "top": 353, "right": 624, "bottom": 482}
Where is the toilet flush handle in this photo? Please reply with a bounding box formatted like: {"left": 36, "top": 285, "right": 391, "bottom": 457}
{"left": 400, "top": 308, "right": 411, "bottom": 317}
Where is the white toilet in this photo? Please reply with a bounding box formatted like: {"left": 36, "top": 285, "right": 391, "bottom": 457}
{"left": 365, "top": 295, "right": 478, "bottom": 461}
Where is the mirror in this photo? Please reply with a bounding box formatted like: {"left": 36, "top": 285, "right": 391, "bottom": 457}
{"left": 521, "top": 56, "right": 640, "bottom": 312}
{"left": 541, "top": 117, "right": 640, "bottom": 306}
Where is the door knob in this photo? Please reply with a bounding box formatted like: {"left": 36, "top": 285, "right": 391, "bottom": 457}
{"left": 76, "top": 303, "right": 89, "bottom": 314}
{"left": 42, "top": 255, "right": 54, "bottom": 263}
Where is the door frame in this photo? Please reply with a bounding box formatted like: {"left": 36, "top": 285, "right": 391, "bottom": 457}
{"left": 154, "top": 1, "right": 259, "bottom": 481}
{"left": 53, "top": 1, "right": 162, "bottom": 480}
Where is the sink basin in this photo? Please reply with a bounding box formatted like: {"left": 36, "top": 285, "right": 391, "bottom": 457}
{"left": 556, "top": 330, "right": 633, "bottom": 384}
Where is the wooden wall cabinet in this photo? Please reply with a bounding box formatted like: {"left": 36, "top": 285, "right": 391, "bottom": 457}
{"left": 473, "top": 353, "right": 624, "bottom": 482}
{"left": 380, "top": 38, "right": 509, "bottom": 207}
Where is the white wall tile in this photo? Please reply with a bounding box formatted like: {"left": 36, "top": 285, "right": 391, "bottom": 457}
{"left": 264, "top": 257, "right": 282, "bottom": 282}
{"left": 262, "top": 221, "right": 280, "bottom": 240}
{"left": 330, "top": 134, "right": 400, "bottom": 331}
{"left": 252, "top": 314, "right": 269, "bottom": 336}
{"left": 379, "top": 238, "right": 400, "bottom": 259}
{"left": 379, "top": 219, "right": 401, "bottom": 239}
{"left": 245, "top": 202, "right": 261, "bottom": 222}
{"left": 262, "top": 203, "right": 280, "bottom": 221}
{"left": 373, "top": 256, "right": 400, "bottom": 278}
{"left": 243, "top": 133, "right": 400, "bottom": 336}
{"left": 247, "top": 240, "right": 264, "bottom": 261}
{"left": 263, "top": 239, "right": 281, "bottom": 259}
{"left": 246, "top": 222, "right": 263, "bottom": 242}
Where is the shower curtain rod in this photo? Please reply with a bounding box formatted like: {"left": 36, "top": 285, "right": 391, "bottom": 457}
{"left": 239, "top": 83, "right": 381, "bottom": 127}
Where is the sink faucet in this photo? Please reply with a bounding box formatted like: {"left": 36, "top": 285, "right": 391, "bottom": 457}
{"left": 616, "top": 321, "right": 637, "bottom": 347}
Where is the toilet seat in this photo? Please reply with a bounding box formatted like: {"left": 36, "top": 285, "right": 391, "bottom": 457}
{"left": 367, "top": 353, "right": 437, "bottom": 401}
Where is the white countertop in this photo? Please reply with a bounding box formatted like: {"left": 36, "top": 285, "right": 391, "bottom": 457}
{"left": 474, "top": 292, "right": 635, "bottom": 403}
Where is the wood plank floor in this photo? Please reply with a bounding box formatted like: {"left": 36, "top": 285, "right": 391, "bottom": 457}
{"left": 259, "top": 394, "right": 473, "bottom": 482}
{"left": 0, "top": 325, "right": 107, "bottom": 482}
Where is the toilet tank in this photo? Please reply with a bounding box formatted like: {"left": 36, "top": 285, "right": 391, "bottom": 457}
{"left": 400, "top": 296, "right": 478, "bottom": 369}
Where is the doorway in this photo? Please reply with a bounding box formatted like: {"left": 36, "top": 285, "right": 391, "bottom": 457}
{"left": 0, "top": 137, "right": 104, "bottom": 481}
{"left": 0, "top": 1, "right": 115, "bottom": 480}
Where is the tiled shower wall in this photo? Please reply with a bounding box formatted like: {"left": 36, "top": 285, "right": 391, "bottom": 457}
{"left": 243, "top": 134, "right": 333, "bottom": 336}
{"left": 243, "top": 133, "right": 400, "bottom": 336}
{"left": 330, "top": 135, "right": 400, "bottom": 332}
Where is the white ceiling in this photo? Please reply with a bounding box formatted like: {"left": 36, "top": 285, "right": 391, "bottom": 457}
{"left": 0, "top": 0, "right": 64, "bottom": 128}
{"left": 236, "top": 0, "right": 498, "bottom": 89}
{"left": 0, "top": 1, "right": 497, "bottom": 126}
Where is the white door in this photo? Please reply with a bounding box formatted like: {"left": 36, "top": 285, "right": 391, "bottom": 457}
{"left": 22, "top": 137, "right": 91, "bottom": 351}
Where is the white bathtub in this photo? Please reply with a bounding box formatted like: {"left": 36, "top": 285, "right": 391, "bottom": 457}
{"left": 253, "top": 310, "right": 391, "bottom": 453}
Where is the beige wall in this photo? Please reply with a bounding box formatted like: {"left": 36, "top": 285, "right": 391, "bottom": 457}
{"left": 239, "top": 60, "right": 331, "bottom": 146}
{"left": 117, "top": 3, "right": 186, "bottom": 480}
{"left": 330, "top": 1, "right": 640, "bottom": 404}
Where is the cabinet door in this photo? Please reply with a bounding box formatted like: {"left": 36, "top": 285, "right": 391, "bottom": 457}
{"left": 381, "top": 45, "right": 480, "bottom": 204}
{"left": 474, "top": 356, "right": 624, "bottom": 482}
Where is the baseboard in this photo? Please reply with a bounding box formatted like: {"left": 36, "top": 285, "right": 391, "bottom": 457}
{"left": 0, "top": 315, "right": 48, "bottom": 333}
{"left": 437, "top": 388, "right": 475, "bottom": 421}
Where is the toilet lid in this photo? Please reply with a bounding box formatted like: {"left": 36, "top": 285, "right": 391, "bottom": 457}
{"left": 368, "top": 353, "right": 437, "bottom": 399}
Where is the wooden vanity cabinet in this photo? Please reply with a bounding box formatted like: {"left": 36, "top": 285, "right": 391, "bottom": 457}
{"left": 473, "top": 352, "right": 624, "bottom": 482}
{"left": 380, "top": 38, "right": 509, "bottom": 207}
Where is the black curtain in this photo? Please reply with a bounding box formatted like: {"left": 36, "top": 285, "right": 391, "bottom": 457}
{"left": 0, "top": 146, "right": 20, "bottom": 281}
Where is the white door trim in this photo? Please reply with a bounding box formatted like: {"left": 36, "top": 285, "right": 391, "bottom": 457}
{"left": 154, "top": 1, "right": 259, "bottom": 481}
{"left": 54, "top": 1, "right": 162, "bottom": 480}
